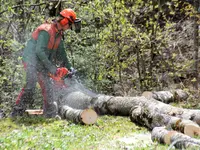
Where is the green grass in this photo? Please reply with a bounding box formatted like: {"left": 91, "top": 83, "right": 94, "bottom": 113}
{"left": 0, "top": 115, "right": 168, "bottom": 150}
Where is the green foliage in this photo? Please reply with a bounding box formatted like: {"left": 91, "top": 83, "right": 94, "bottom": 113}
{"left": 0, "top": 0, "right": 198, "bottom": 111}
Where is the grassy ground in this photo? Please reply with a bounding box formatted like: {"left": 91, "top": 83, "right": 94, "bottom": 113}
{"left": 0, "top": 115, "right": 168, "bottom": 150}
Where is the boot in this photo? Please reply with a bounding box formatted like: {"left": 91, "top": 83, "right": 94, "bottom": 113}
{"left": 43, "top": 101, "right": 58, "bottom": 118}
{"left": 10, "top": 89, "right": 34, "bottom": 117}
{"left": 10, "top": 105, "right": 26, "bottom": 117}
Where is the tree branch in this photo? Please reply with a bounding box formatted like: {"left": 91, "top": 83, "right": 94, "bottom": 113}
{"left": 0, "top": 3, "right": 46, "bottom": 15}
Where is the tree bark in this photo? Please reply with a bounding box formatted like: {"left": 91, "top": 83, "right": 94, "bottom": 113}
{"left": 129, "top": 103, "right": 200, "bottom": 137}
{"left": 151, "top": 127, "right": 200, "bottom": 149}
{"left": 193, "top": 0, "right": 199, "bottom": 89}
{"left": 142, "top": 89, "right": 188, "bottom": 103}
{"left": 92, "top": 95, "right": 200, "bottom": 125}
{"left": 130, "top": 103, "right": 181, "bottom": 129}
{"left": 55, "top": 83, "right": 199, "bottom": 127}
{"left": 59, "top": 105, "right": 98, "bottom": 125}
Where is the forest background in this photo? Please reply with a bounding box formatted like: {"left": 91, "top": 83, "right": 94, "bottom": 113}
{"left": 0, "top": 0, "right": 200, "bottom": 113}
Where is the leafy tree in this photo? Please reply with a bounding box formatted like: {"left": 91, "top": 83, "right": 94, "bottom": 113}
{"left": 0, "top": 0, "right": 198, "bottom": 112}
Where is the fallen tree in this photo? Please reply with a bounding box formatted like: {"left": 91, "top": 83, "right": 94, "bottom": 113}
{"left": 53, "top": 81, "right": 200, "bottom": 124}
{"left": 53, "top": 80, "right": 200, "bottom": 126}
{"left": 51, "top": 78, "right": 200, "bottom": 147}
{"left": 91, "top": 95, "right": 200, "bottom": 125}
{"left": 56, "top": 88, "right": 200, "bottom": 133}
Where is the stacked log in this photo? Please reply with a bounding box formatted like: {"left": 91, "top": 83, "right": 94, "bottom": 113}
{"left": 142, "top": 89, "right": 189, "bottom": 103}
{"left": 151, "top": 127, "right": 200, "bottom": 149}
{"left": 90, "top": 94, "right": 200, "bottom": 148}
{"left": 177, "top": 120, "right": 200, "bottom": 137}
{"left": 129, "top": 103, "right": 200, "bottom": 137}
{"left": 55, "top": 85, "right": 200, "bottom": 147}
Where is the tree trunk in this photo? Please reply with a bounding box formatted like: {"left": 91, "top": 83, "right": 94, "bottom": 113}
{"left": 151, "top": 127, "right": 200, "bottom": 149}
{"left": 193, "top": 0, "right": 199, "bottom": 90}
{"left": 92, "top": 95, "right": 200, "bottom": 125}
{"left": 55, "top": 82, "right": 199, "bottom": 127}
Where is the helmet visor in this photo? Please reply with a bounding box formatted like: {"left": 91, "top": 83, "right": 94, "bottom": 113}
{"left": 74, "top": 18, "right": 81, "bottom": 33}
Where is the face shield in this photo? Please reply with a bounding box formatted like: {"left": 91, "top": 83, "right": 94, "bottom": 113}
{"left": 71, "top": 18, "right": 81, "bottom": 33}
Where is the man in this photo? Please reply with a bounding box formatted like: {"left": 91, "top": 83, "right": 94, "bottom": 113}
{"left": 11, "top": 8, "right": 80, "bottom": 118}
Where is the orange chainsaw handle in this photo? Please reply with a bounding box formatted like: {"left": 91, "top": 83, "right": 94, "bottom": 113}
{"left": 49, "top": 67, "right": 68, "bottom": 81}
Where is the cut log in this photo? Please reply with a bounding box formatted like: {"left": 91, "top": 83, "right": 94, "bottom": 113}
{"left": 184, "top": 124, "right": 200, "bottom": 137}
{"left": 59, "top": 105, "right": 98, "bottom": 125}
{"left": 56, "top": 85, "right": 197, "bottom": 126}
{"left": 142, "top": 89, "right": 188, "bottom": 103}
{"left": 141, "top": 91, "right": 154, "bottom": 99}
{"left": 178, "top": 120, "right": 200, "bottom": 137}
{"left": 151, "top": 127, "right": 200, "bottom": 149}
{"left": 168, "top": 119, "right": 200, "bottom": 137}
{"left": 142, "top": 91, "right": 174, "bottom": 103}
{"left": 129, "top": 104, "right": 200, "bottom": 137}
{"left": 129, "top": 104, "right": 182, "bottom": 130}
{"left": 152, "top": 91, "right": 174, "bottom": 103}
{"left": 25, "top": 109, "right": 43, "bottom": 115}
{"left": 174, "top": 89, "right": 189, "bottom": 102}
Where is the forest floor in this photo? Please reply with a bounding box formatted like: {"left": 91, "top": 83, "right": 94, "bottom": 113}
{"left": 0, "top": 115, "right": 168, "bottom": 150}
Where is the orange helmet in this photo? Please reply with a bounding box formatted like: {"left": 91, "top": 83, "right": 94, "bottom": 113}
{"left": 60, "top": 8, "right": 76, "bottom": 26}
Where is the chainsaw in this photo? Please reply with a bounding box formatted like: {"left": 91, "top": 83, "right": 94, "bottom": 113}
{"left": 48, "top": 67, "right": 69, "bottom": 87}
{"left": 49, "top": 67, "right": 97, "bottom": 97}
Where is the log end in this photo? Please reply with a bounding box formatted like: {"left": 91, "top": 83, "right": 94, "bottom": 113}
{"left": 184, "top": 124, "right": 200, "bottom": 137}
{"left": 141, "top": 91, "right": 153, "bottom": 99}
{"left": 164, "top": 131, "right": 177, "bottom": 145}
{"left": 25, "top": 109, "right": 43, "bottom": 115}
{"left": 81, "top": 109, "right": 98, "bottom": 125}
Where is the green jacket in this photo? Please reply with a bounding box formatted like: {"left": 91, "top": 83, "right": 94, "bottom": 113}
{"left": 23, "top": 31, "right": 72, "bottom": 74}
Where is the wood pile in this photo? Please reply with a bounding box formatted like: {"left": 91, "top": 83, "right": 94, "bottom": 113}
{"left": 27, "top": 86, "right": 200, "bottom": 148}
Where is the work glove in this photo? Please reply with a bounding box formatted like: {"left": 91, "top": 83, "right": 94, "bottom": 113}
{"left": 70, "top": 67, "right": 77, "bottom": 74}
{"left": 49, "top": 67, "right": 68, "bottom": 81}
{"left": 55, "top": 67, "right": 68, "bottom": 78}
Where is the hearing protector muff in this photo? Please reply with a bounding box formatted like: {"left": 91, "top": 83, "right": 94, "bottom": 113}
{"left": 60, "top": 18, "right": 69, "bottom": 26}
{"left": 60, "top": 17, "right": 81, "bottom": 33}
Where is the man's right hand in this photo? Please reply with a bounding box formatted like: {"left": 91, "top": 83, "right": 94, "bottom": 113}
{"left": 49, "top": 67, "right": 68, "bottom": 81}
{"left": 55, "top": 67, "right": 68, "bottom": 78}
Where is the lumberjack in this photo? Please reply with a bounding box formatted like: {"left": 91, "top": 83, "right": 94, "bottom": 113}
{"left": 11, "top": 8, "right": 81, "bottom": 118}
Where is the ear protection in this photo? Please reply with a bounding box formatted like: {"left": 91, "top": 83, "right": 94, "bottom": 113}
{"left": 60, "top": 18, "right": 69, "bottom": 26}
